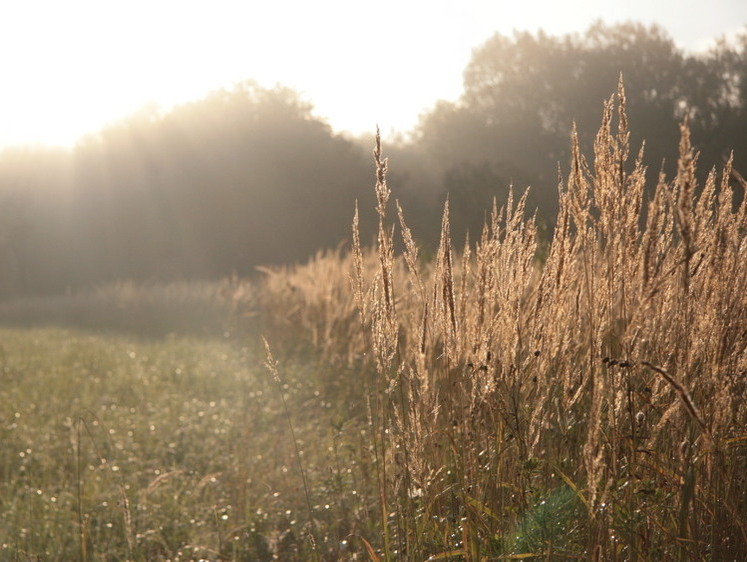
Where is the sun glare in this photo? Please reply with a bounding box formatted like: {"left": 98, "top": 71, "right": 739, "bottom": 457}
{"left": 0, "top": 0, "right": 744, "bottom": 149}
{"left": 1, "top": 92, "right": 133, "bottom": 150}
{"left": 0, "top": 0, "right": 550, "bottom": 149}
{"left": 0, "top": 1, "right": 246, "bottom": 149}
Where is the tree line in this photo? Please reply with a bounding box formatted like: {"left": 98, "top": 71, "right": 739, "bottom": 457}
{"left": 0, "top": 22, "right": 745, "bottom": 297}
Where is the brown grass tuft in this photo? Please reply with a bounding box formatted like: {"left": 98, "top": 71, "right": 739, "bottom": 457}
{"left": 253, "top": 84, "right": 747, "bottom": 559}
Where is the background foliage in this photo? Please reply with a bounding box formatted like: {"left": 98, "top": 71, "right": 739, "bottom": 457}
{"left": 0, "top": 22, "right": 746, "bottom": 296}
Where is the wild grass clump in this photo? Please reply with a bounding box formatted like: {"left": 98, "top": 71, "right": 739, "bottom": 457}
{"left": 252, "top": 80, "right": 747, "bottom": 559}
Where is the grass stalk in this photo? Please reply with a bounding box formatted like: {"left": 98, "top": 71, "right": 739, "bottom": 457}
{"left": 262, "top": 338, "right": 319, "bottom": 560}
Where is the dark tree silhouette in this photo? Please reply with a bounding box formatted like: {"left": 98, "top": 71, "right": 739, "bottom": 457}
{"left": 0, "top": 83, "right": 374, "bottom": 296}
{"left": 412, "top": 22, "right": 747, "bottom": 235}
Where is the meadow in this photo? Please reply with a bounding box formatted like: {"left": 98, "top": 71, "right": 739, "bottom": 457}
{"left": 1, "top": 85, "right": 746, "bottom": 560}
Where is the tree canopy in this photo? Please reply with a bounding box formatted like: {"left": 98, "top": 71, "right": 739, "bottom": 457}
{"left": 0, "top": 83, "right": 374, "bottom": 296}
{"left": 413, "top": 22, "right": 747, "bottom": 238}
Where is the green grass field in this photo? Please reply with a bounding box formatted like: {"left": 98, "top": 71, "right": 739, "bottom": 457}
{"left": 0, "top": 326, "right": 381, "bottom": 560}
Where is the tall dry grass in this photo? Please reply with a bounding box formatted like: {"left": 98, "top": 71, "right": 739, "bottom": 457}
{"left": 247, "top": 81, "right": 747, "bottom": 559}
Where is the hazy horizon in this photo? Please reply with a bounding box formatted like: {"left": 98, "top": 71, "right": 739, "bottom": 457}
{"left": 1, "top": 0, "right": 746, "bottom": 151}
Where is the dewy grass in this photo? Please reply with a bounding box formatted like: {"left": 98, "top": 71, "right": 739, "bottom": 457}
{"left": 262, "top": 337, "right": 319, "bottom": 559}
{"left": 2, "top": 82, "right": 746, "bottom": 560}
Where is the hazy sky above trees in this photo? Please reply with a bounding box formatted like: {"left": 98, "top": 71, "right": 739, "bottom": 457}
{"left": 1, "top": 0, "right": 745, "bottom": 149}
{"left": 2, "top": 22, "right": 747, "bottom": 296}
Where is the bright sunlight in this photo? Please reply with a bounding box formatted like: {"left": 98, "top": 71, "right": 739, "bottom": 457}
{"left": 1, "top": 0, "right": 744, "bottom": 149}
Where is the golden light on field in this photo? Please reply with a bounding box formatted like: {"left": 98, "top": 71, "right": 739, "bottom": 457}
{"left": 0, "top": 0, "right": 744, "bottom": 149}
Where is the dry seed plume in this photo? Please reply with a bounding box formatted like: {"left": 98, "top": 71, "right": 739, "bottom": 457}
{"left": 255, "top": 84, "right": 747, "bottom": 559}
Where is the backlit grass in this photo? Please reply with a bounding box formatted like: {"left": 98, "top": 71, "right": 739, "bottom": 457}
{"left": 2, "top": 83, "right": 746, "bottom": 560}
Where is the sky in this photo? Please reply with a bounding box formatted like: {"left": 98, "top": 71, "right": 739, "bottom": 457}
{"left": 1, "top": 0, "right": 746, "bottom": 149}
